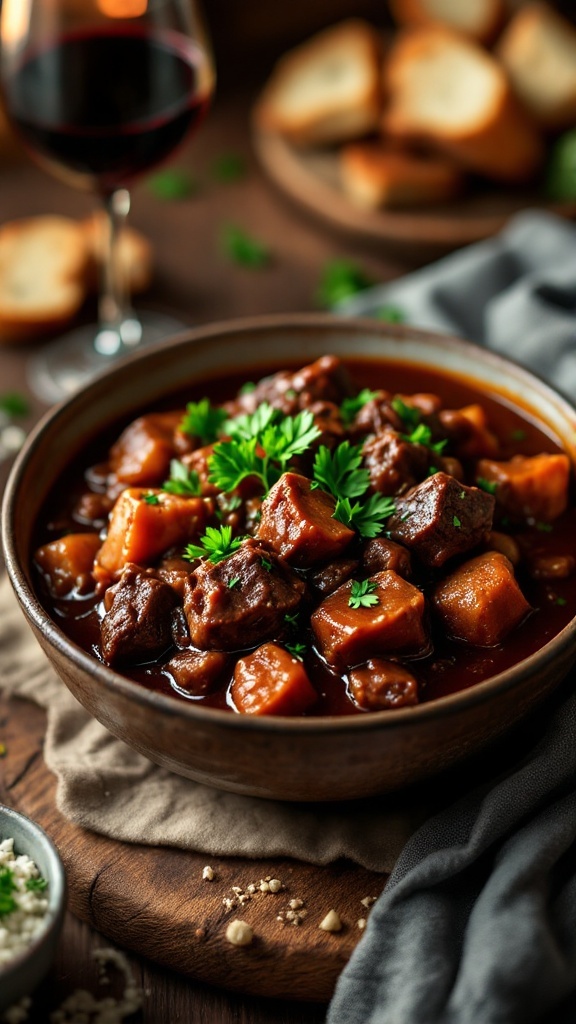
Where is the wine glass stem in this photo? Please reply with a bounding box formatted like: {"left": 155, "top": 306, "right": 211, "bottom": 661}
{"left": 94, "top": 188, "right": 142, "bottom": 356}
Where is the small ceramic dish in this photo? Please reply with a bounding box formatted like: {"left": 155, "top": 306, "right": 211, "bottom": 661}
{"left": 0, "top": 805, "right": 66, "bottom": 1013}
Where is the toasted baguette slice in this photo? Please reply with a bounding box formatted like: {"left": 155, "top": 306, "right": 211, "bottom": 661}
{"left": 0, "top": 216, "right": 89, "bottom": 344}
{"left": 497, "top": 3, "right": 576, "bottom": 129}
{"left": 254, "top": 19, "right": 382, "bottom": 146}
{"left": 81, "top": 213, "right": 154, "bottom": 295}
{"left": 382, "top": 27, "right": 543, "bottom": 181}
{"left": 340, "top": 142, "right": 464, "bottom": 208}
{"left": 389, "top": 0, "right": 505, "bottom": 43}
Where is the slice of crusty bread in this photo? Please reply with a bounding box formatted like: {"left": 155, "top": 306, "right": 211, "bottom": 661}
{"left": 382, "top": 27, "right": 543, "bottom": 182}
{"left": 81, "top": 213, "right": 154, "bottom": 296}
{"left": 340, "top": 142, "right": 464, "bottom": 208}
{"left": 254, "top": 19, "right": 383, "bottom": 146}
{"left": 497, "top": 2, "right": 576, "bottom": 129}
{"left": 0, "top": 216, "right": 89, "bottom": 344}
{"left": 389, "top": 0, "right": 505, "bottom": 43}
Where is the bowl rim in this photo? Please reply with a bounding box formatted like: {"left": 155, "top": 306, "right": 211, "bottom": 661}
{"left": 3, "top": 311, "right": 576, "bottom": 736}
{"left": 0, "top": 805, "right": 66, "bottom": 975}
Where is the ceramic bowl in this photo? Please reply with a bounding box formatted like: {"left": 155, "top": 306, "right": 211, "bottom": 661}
{"left": 0, "top": 806, "right": 66, "bottom": 1012}
{"left": 3, "top": 314, "right": 576, "bottom": 801}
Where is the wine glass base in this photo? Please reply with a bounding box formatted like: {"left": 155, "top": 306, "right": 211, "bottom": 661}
{"left": 27, "top": 310, "right": 188, "bottom": 404}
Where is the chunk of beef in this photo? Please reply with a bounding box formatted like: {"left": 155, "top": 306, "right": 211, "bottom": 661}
{"left": 311, "top": 570, "right": 429, "bottom": 672}
{"left": 386, "top": 473, "right": 495, "bottom": 568}
{"left": 257, "top": 472, "right": 355, "bottom": 568}
{"left": 361, "top": 538, "right": 412, "bottom": 579}
{"left": 94, "top": 489, "right": 208, "bottom": 581}
{"left": 183, "top": 539, "right": 306, "bottom": 651}
{"left": 166, "top": 649, "right": 229, "bottom": 696}
{"left": 101, "top": 564, "right": 178, "bottom": 666}
{"left": 432, "top": 552, "right": 531, "bottom": 647}
{"left": 226, "top": 355, "right": 353, "bottom": 418}
{"left": 72, "top": 491, "right": 114, "bottom": 529}
{"left": 310, "top": 558, "right": 359, "bottom": 596}
{"left": 231, "top": 642, "right": 317, "bottom": 715}
{"left": 439, "top": 405, "right": 499, "bottom": 459}
{"left": 476, "top": 453, "right": 570, "bottom": 523}
{"left": 363, "top": 429, "right": 435, "bottom": 496}
{"left": 34, "top": 532, "right": 101, "bottom": 598}
{"left": 351, "top": 392, "right": 443, "bottom": 442}
{"left": 528, "top": 554, "right": 575, "bottom": 580}
{"left": 348, "top": 660, "right": 419, "bottom": 710}
{"left": 109, "top": 411, "right": 184, "bottom": 487}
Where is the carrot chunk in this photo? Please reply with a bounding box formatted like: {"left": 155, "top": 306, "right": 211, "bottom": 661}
{"left": 110, "top": 411, "right": 184, "bottom": 486}
{"left": 433, "top": 551, "right": 531, "bottom": 646}
{"left": 231, "top": 642, "right": 317, "bottom": 715}
{"left": 476, "top": 453, "right": 570, "bottom": 522}
{"left": 34, "top": 532, "right": 101, "bottom": 597}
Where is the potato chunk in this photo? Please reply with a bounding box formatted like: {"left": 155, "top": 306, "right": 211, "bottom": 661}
{"left": 34, "top": 532, "right": 101, "bottom": 597}
{"left": 231, "top": 642, "right": 317, "bottom": 716}
{"left": 311, "top": 570, "right": 429, "bottom": 672}
{"left": 432, "top": 551, "right": 531, "bottom": 647}
{"left": 94, "top": 489, "right": 207, "bottom": 579}
{"left": 110, "top": 411, "right": 183, "bottom": 486}
{"left": 257, "top": 471, "right": 355, "bottom": 568}
{"left": 476, "top": 453, "right": 570, "bottom": 522}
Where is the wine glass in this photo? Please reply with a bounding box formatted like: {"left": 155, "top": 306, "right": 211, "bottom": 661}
{"left": 0, "top": 0, "right": 215, "bottom": 404}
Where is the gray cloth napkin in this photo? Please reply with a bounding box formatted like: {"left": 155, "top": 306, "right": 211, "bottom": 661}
{"left": 328, "top": 210, "right": 576, "bottom": 1024}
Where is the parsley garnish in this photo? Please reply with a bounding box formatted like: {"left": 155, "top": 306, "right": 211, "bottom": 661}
{"left": 536, "top": 521, "right": 553, "bottom": 533}
{"left": 261, "top": 557, "right": 273, "bottom": 571}
{"left": 391, "top": 397, "right": 421, "bottom": 432}
{"left": 453, "top": 516, "right": 461, "bottom": 528}
{"left": 477, "top": 477, "right": 498, "bottom": 495}
{"left": 162, "top": 459, "right": 201, "bottom": 496}
{"left": 209, "top": 404, "right": 321, "bottom": 494}
{"left": 180, "top": 398, "right": 228, "bottom": 444}
{"left": 25, "top": 876, "right": 48, "bottom": 892}
{"left": 228, "top": 577, "right": 240, "bottom": 589}
{"left": 348, "top": 579, "right": 380, "bottom": 610}
{"left": 339, "top": 389, "right": 379, "bottom": 426}
{"left": 183, "top": 525, "right": 246, "bottom": 564}
{"left": 316, "top": 260, "right": 373, "bottom": 309}
{"left": 334, "top": 494, "right": 396, "bottom": 538}
{"left": 0, "top": 868, "right": 16, "bottom": 918}
{"left": 374, "top": 305, "right": 405, "bottom": 323}
{"left": 239, "top": 381, "right": 256, "bottom": 395}
{"left": 222, "top": 224, "right": 270, "bottom": 267}
{"left": 313, "top": 442, "right": 369, "bottom": 500}
{"left": 142, "top": 492, "right": 160, "bottom": 505}
{"left": 284, "top": 612, "right": 299, "bottom": 628}
{"left": 147, "top": 167, "right": 197, "bottom": 200}
{"left": 0, "top": 392, "right": 29, "bottom": 418}
{"left": 402, "top": 422, "right": 447, "bottom": 454}
{"left": 556, "top": 596, "right": 567, "bottom": 606}
{"left": 211, "top": 153, "right": 247, "bottom": 182}
{"left": 286, "top": 642, "right": 307, "bottom": 661}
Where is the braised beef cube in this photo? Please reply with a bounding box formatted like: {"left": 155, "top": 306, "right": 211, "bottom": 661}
{"left": 528, "top": 554, "right": 575, "bottom": 580}
{"left": 181, "top": 444, "right": 220, "bottom": 497}
{"left": 352, "top": 392, "right": 443, "bottom": 443}
{"left": 363, "top": 429, "right": 434, "bottom": 496}
{"left": 170, "top": 605, "right": 191, "bottom": 647}
{"left": 257, "top": 472, "right": 355, "bottom": 568}
{"left": 432, "top": 552, "right": 531, "bottom": 647}
{"left": 183, "top": 539, "right": 305, "bottom": 651}
{"left": 101, "top": 565, "right": 178, "bottom": 666}
{"left": 311, "top": 570, "right": 429, "bottom": 672}
{"left": 476, "top": 454, "right": 570, "bottom": 523}
{"left": 387, "top": 473, "right": 495, "bottom": 568}
{"left": 349, "top": 391, "right": 396, "bottom": 438}
{"left": 308, "top": 401, "right": 346, "bottom": 449}
{"left": 439, "top": 405, "right": 500, "bottom": 459}
{"left": 109, "top": 411, "right": 183, "bottom": 487}
{"left": 231, "top": 642, "right": 317, "bottom": 716}
{"left": 348, "top": 660, "right": 419, "bottom": 710}
{"left": 72, "top": 491, "right": 113, "bottom": 528}
{"left": 310, "top": 558, "right": 359, "bottom": 596}
{"left": 167, "top": 649, "right": 229, "bottom": 696}
{"left": 361, "top": 538, "right": 412, "bottom": 579}
{"left": 35, "top": 532, "right": 101, "bottom": 598}
{"left": 227, "top": 355, "right": 353, "bottom": 418}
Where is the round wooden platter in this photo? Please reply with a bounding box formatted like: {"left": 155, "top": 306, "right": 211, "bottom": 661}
{"left": 0, "top": 695, "right": 388, "bottom": 1004}
{"left": 253, "top": 128, "right": 576, "bottom": 254}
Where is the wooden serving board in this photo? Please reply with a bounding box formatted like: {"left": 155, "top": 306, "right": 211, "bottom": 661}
{"left": 0, "top": 696, "right": 388, "bottom": 1003}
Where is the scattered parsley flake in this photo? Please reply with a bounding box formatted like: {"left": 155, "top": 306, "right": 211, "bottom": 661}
{"left": 239, "top": 381, "right": 256, "bottom": 395}
{"left": 261, "top": 557, "right": 273, "bottom": 571}
{"left": 536, "top": 521, "right": 553, "bottom": 533}
{"left": 477, "top": 477, "right": 498, "bottom": 495}
{"left": 373, "top": 304, "right": 405, "bottom": 324}
{"left": 428, "top": 466, "right": 438, "bottom": 476}
{"left": 147, "top": 167, "right": 197, "bottom": 200}
{"left": 511, "top": 429, "right": 527, "bottom": 442}
{"left": 286, "top": 642, "right": 307, "bottom": 661}
{"left": 222, "top": 224, "right": 270, "bottom": 267}
{"left": 340, "top": 389, "right": 379, "bottom": 426}
{"left": 284, "top": 612, "right": 299, "bottom": 628}
{"left": 180, "top": 398, "right": 228, "bottom": 444}
{"left": 453, "top": 516, "right": 461, "bottom": 528}
{"left": 25, "top": 876, "right": 48, "bottom": 892}
{"left": 162, "top": 459, "right": 202, "bottom": 496}
{"left": 0, "top": 868, "right": 16, "bottom": 918}
{"left": 184, "top": 525, "right": 246, "bottom": 564}
{"left": 391, "top": 397, "right": 421, "bottom": 432}
{"left": 316, "top": 260, "right": 373, "bottom": 309}
{"left": 142, "top": 492, "right": 160, "bottom": 505}
{"left": 402, "top": 422, "right": 447, "bottom": 454}
{"left": 0, "top": 392, "right": 29, "bottom": 418}
{"left": 556, "top": 596, "right": 567, "bottom": 606}
{"left": 211, "top": 153, "right": 247, "bottom": 182}
{"left": 228, "top": 577, "right": 240, "bottom": 589}
{"left": 349, "top": 579, "right": 380, "bottom": 610}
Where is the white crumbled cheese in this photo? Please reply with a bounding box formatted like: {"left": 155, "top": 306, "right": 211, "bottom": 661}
{"left": 357, "top": 918, "right": 367, "bottom": 930}
{"left": 259, "top": 881, "right": 270, "bottom": 893}
{"left": 225, "top": 920, "right": 253, "bottom": 947}
{"left": 268, "top": 878, "right": 282, "bottom": 893}
{"left": 289, "top": 898, "right": 304, "bottom": 910}
{"left": 0, "top": 838, "right": 49, "bottom": 968}
{"left": 319, "top": 910, "right": 342, "bottom": 933}
{"left": 202, "top": 865, "right": 214, "bottom": 881}
{"left": 360, "top": 896, "right": 377, "bottom": 909}
{"left": 49, "top": 947, "right": 142, "bottom": 1023}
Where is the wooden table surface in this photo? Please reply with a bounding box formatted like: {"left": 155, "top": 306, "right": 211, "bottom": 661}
{"left": 0, "top": 86, "right": 413, "bottom": 1023}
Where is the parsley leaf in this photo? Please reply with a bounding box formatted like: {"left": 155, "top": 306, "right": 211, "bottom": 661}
{"left": 453, "top": 516, "right": 461, "bottom": 528}
{"left": 162, "top": 459, "right": 201, "bottom": 496}
{"left": 476, "top": 477, "right": 498, "bottom": 495}
{"left": 142, "top": 492, "right": 160, "bottom": 505}
{"left": 147, "top": 167, "right": 197, "bottom": 200}
{"left": 25, "top": 876, "right": 48, "bottom": 892}
{"left": 0, "top": 392, "right": 29, "bottom": 418}
{"left": 339, "top": 389, "right": 379, "bottom": 426}
{"left": 180, "top": 398, "right": 228, "bottom": 444}
{"left": 228, "top": 577, "right": 240, "bottom": 589}
{"left": 348, "top": 579, "right": 380, "bottom": 610}
{"left": 334, "top": 494, "right": 396, "bottom": 538}
{"left": 211, "top": 153, "right": 247, "bottom": 182}
{"left": 222, "top": 224, "right": 270, "bottom": 267}
{"left": 0, "top": 867, "right": 16, "bottom": 918}
{"left": 316, "top": 260, "right": 373, "bottom": 309}
{"left": 286, "top": 642, "right": 307, "bottom": 661}
{"left": 313, "top": 442, "right": 369, "bottom": 500}
{"left": 401, "top": 422, "right": 447, "bottom": 455}
{"left": 183, "top": 525, "right": 246, "bottom": 564}
{"left": 391, "top": 397, "right": 421, "bottom": 432}
{"left": 374, "top": 305, "right": 405, "bottom": 324}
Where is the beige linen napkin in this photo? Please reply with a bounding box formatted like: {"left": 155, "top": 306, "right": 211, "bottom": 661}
{"left": 0, "top": 574, "right": 429, "bottom": 872}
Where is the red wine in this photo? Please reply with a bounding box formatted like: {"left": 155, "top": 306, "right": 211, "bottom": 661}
{"left": 2, "top": 26, "right": 212, "bottom": 193}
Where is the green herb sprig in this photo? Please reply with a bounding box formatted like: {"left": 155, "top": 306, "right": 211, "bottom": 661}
{"left": 334, "top": 494, "right": 397, "bottom": 538}
{"left": 179, "top": 398, "right": 228, "bottom": 445}
{"left": 348, "top": 579, "right": 380, "bottom": 610}
{"left": 162, "top": 459, "right": 201, "bottom": 496}
{"left": 183, "top": 525, "right": 246, "bottom": 565}
{"left": 0, "top": 867, "right": 16, "bottom": 918}
{"left": 340, "top": 389, "right": 379, "bottom": 426}
{"left": 312, "top": 442, "right": 396, "bottom": 538}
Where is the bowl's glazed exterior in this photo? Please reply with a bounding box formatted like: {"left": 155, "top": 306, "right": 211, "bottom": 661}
{"left": 3, "top": 315, "right": 576, "bottom": 801}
